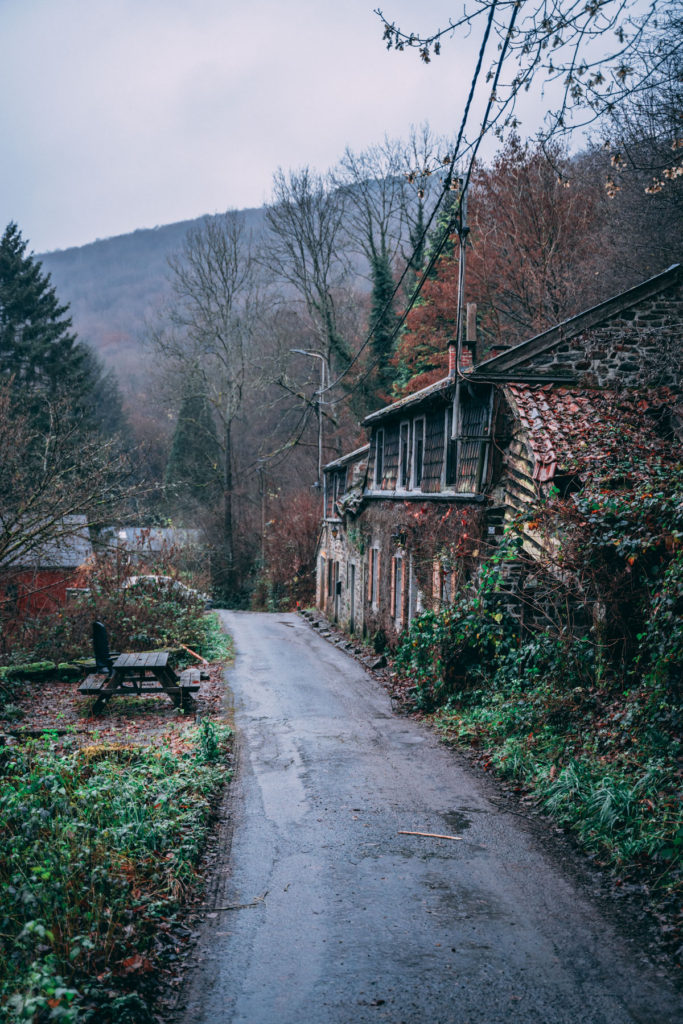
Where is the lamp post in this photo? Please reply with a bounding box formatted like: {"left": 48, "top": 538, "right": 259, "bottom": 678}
{"left": 290, "top": 349, "right": 328, "bottom": 495}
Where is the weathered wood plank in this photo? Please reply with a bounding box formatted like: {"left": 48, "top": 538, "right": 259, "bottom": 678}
{"left": 179, "top": 669, "right": 202, "bottom": 688}
{"left": 78, "top": 674, "right": 109, "bottom": 694}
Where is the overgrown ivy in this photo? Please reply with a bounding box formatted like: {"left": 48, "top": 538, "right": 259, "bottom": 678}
{"left": 395, "top": 440, "right": 682, "bottom": 901}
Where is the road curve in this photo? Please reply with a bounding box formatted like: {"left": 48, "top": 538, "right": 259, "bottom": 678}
{"left": 175, "top": 611, "right": 682, "bottom": 1024}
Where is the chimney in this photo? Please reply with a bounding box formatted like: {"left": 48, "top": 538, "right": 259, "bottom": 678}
{"left": 459, "top": 346, "right": 474, "bottom": 372}
{"left": 448, "top": 341, "right": 457, "bottom": 378}
{"left": 465, "top": 302, "right": 477, "bottom": 365}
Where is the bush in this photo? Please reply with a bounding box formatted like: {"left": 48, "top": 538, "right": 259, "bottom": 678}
{"left": 0, "top": 555, "right": 225, "bottom": 672}
{"left": 0, "top": 726, "right": 232, "bottom": 1022}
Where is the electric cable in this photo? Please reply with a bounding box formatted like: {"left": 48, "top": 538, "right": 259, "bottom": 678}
{"left": 319, "top": 0, "right": 501, "bottom": 396}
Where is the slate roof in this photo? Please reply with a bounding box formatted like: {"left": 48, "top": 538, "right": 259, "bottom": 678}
{"left": 506, "top": 384, "right": 679, "bottom": 483}
{"left": 3, "top": 515, "right": 93, "bottom": 569}
{"left": 102, "top": 527, "right": 202, "bottom": 551}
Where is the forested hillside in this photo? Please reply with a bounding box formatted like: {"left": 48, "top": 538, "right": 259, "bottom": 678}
{"left": 39, "top": 208, "right": 267, "bottom": 389}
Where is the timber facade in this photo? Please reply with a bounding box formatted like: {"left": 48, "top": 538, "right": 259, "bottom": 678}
{"left": 315, "top": 264, "right": 683, "bottom": 644}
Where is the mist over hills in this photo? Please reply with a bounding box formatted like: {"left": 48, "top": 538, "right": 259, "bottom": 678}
{"left": 39, "top": 207, "right": 268, "bottom": 391}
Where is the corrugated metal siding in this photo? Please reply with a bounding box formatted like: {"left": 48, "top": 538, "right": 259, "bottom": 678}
{"left": 455, "top": 398, "right": 490, "bottom": 493}
{"left": 423, "top": 412, "right": 445, "bottom": 492}
{"left": 382, "top": 429, "right": 400, "bottom": 490}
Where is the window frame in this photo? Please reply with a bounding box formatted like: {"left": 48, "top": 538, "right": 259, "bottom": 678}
{"left": 398, "top": 420, "right": 410, "bottom": 490}
{"left": 368, "top": 546, "right": 380, "bottom": 609}
{"left": 374, "top": 428, "right": 385, "bottom": 488}
{"left": 392, "top": 554, "right": 404, "bottom": 627}
{"left": 411, "top": 416, "right": 426, "bottom": 490}
{"left": 443, "top": 407, "right": 457, "bottom": 489}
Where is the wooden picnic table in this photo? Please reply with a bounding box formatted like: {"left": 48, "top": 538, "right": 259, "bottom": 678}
{"left": 79, "top": 651, "right": 201, "bottom": 709}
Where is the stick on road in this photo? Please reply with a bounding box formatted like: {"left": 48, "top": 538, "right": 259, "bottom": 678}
{"left": 176, "top": 611, "right": 682, "bottom": 1024}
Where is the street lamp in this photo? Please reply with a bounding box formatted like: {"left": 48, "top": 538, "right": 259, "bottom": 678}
{"left": 290, "top": 349, "right": 328, "bottom": 495}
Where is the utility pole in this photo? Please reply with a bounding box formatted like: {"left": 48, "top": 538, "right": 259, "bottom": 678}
{"left": 290, "top": 349, "right": 328, "bottom": 511}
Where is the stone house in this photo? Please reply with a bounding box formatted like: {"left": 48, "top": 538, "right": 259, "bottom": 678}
{"left": 315, "top": 263, "right": 682, "bottom": 643}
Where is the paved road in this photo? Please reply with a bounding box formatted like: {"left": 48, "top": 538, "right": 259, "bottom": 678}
{"left": 176, "top": 611, "right": 682, "bottom": 1024}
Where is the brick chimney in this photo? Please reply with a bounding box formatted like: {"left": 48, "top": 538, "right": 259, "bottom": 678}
{"left": 448, "top": 341, "right": 457, "bottom": 378}
{"left": 464, "top": 302, "right": 477, "bottom": 367}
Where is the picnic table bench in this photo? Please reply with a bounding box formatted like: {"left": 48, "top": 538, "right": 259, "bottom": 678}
{"left": 79, "top": 651, "right": 202, "bottom": 710}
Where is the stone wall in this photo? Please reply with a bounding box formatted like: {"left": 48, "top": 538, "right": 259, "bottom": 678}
{"left": 515, "top": 279, "right": 683, "bottom": 388}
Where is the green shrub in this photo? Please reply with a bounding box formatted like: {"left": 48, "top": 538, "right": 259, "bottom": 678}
{"left": 5, "top": 661, "right": 56, "bottom": 680}
{"left": 0, "top": 726, "right": 232, "bottom": 1021}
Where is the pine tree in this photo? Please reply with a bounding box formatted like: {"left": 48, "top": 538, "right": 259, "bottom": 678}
{"left": 164, "top": 385, "right": 222, "bottom": 518}
{"left": 0, "top": 222, "right": 111, "bottom": 432}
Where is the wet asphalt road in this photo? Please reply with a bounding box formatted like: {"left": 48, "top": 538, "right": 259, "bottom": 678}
{"left": 176, "top": 611, "right": 682, "bottom": 1024}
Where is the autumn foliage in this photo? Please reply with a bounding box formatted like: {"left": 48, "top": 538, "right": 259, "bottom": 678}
{"left": 255, "top": 489, "right": 322, "bottom": 609}
{"left": 392, "top": 137, "right": 601, "bottom": 394}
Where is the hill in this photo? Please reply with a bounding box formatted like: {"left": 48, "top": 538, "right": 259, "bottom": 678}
{"left": 39, "top": 207, "right": 268, "bottom": 391}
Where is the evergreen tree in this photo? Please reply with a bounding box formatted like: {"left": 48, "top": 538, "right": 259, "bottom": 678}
{"left": 0, "top": 222, "right": 114, "bottom": 433}
{"left": 367, "top": 250, "right": 399, "bottom": 404}
{"left": 164, "top": 385, "right": 222, "bottom": 518}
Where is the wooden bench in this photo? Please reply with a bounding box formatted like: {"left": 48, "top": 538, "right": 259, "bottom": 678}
{"left": 78, "top": 673, "right": 111, "bottom": 696}
{"left": 78, "top": 653, "right": 204, "bottom": 711}
{"left": 178, "top": 668, "right": 202, "bottom": 700}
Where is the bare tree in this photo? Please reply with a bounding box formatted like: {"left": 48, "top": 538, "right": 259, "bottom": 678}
{"left": 152, "top": 212, "right": 261, "bottom": 600}
{"left": 265, "top": 168, "right": 352, "bottom": 376}
{"left": 376, "top": 0, "right": 683, "bottom": 145}
{"left": 0, "top": 382, "right": 133, "bottom": 572}
{"left": 332, "top": 127, "right": 452, "bottom": 399}
{"left": 335, "top": 138, "right": 408, "bottom": 269}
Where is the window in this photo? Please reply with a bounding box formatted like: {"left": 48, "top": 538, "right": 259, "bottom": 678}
{"left": 333, "top": 469, "right": 346, "bottom": 507}
{"left": 411, "top": 417, "right": 425, "bottom": 489}
{"left": 367, "top": 547, "right": 380, "bottom": 607}
{"left": 399, "top": 421, "right": 410, "bottom": 489}
{"left": 374, "top": 429, "right": 385, "bottom": 487}
{"left": 319, "top": 556, "right": 325, "bottom": 603}
{"left": 407, "top": 555, "right": 421, "bottom": 624}
{"left": 456, "top": 396, "right": 490, "bottom": 494}
{"left": 441, "top": 565, "right": 453, "bottom": 605}
{"left": 391, "top": 555, "right": 404, "bottom": 626}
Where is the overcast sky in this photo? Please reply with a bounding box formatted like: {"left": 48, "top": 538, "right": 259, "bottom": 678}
{"left": 1, "top": 0, "right": 557, "bottom": 254}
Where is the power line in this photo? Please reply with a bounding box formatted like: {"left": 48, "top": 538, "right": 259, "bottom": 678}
{"left": 339, "top": 0, "right": 521, "bottom": 403}
{"left": 320, "top": 0, "right": 501, "bottom": 397}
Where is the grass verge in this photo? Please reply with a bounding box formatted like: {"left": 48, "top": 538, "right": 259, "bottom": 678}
{"left": 0, "top": 720, "right": 232, "bottom": 1023}
{"left": 431, "top": 677, "right": 682, "bottom": 943}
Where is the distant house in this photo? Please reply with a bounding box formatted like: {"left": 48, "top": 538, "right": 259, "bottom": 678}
{"left": 0, "top": 515, "right": 93, "bottom": 617}
{"left": 316, "top": 263, "right": 682, "bottom": 642}
{"left": 100, "top": 526, "right": 202, "bottom": 560}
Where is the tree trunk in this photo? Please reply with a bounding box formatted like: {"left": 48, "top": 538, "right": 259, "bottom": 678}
{"left": 221, "top": 418, "right": 234, "bottom": 603}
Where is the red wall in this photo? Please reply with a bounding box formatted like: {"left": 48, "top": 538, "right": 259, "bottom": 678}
{"left": 0, "top": 568, "right": 85, "bottom": 617}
